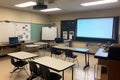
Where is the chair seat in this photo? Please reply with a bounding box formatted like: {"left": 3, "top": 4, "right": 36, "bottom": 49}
{"left": 27, "top": 61, "right": 42, "bottom": 80}
{"left": 55, "top": 51, "right": 62, "bottom": 55}
{"left": 70, "top": 54, "right": 77, "bottom": 58}
{"left": 10, "top": 57, "right": 28, "bottom": 79}
{"left": 15, "top": 60, "right": 28, "bottom": 67}
{"left": 64, "top": 49, "right": 79, "bottom": 67}
{"left": 50, "top": 72, "right": 61, "bottom": 80}
{"left": 41, "top": 65, "right": 62, "bottom": 80}
{"left": 51, "top": 47, "right": 63, "bottom": 58}
{"left": 34, "top": 67, "right": 42, "bottom": 76}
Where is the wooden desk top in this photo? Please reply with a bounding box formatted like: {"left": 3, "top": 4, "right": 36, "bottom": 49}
{"left": 33, "top": 56, "right": 75, "bottom": 71}
{"left": 53, "top": 46, "right": 89, "bottom": 53}
{"left": 0, "top": 43, "right": 19, "bottom": 47}
{"left": 25, "top": 44, "right": 40, "bottom": 48}
{"left": 34, "top": 42, "right": 48, "bottom": 45}
{"left": 8, "top": 51, "right": 38, "bottom": 60}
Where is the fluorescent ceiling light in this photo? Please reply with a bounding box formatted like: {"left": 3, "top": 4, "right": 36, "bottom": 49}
{"left": 40, "top": 8, "right": 61, "bottom": 12}
{"left": 15, "top": 1, "right": 36, "bottom": 8}
{"left": 81, "top": 0, "right": 118, "bottom": 6}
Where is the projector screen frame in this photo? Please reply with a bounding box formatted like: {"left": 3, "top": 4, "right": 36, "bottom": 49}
{"left": 74, "top": 16, "right": 119, "bottom": 43}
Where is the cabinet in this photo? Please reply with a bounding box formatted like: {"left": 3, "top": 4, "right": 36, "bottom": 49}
{"left": 107, "top": 44, "right": 120, "bottom": 80}
{"left": 0, "top": 43, "right": 21, "bottom": 56}
{"left": 95, "top": 46, "right": 120, "bottom": 80}
{"left": 107, "top": 60, "right": 120, "bottom": 80}
{"left": 96, "top": 59, "right": 120, "bottom": 80}
{"left": 94, "top": 56, "right": 108, "bottom": 80}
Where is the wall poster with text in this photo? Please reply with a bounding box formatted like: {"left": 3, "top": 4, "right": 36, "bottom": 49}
{"left": 69, "top": 31, "right": 74, "bottom": 39}
{"left": 63, "top": 31, "right": 68, "bottom": 39}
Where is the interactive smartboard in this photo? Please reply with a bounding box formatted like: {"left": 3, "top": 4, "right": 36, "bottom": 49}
{"left": 42, "top": 27, "right": 57, "bottom": 40}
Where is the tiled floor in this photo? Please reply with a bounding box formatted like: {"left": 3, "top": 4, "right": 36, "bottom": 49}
{"left": 0, "top": 50, "right": 98, "bottom": 80}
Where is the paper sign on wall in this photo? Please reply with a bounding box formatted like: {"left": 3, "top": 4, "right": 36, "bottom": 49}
{"left": 63, "top": 31, "right": 68, "bottom": 39}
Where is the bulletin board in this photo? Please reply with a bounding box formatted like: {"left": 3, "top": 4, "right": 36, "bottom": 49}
{"left": 15, "top": 23, "right": 31, "bottom": 41}
{"left": 61, "top": 20, "right": 76, "bottom": 40}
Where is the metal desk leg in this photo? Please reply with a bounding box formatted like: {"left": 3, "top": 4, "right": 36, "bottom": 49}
{"left": 72, "top": 66, "right": 74, "bottom": 80}
{"left": 62, "top": 71, "right": 64, "bottom": 80}
{"left": 83, "top": 51, "right": 90, "bottom": 70}
{"left": 87, "top": 51, "right": 90, "bottom": 66}
{"left": 51, "top": 52, "right": 52, "bottom": 57}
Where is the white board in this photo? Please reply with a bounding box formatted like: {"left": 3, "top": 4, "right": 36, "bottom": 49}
{"left": 0, "top": 22, "right": 15, "bottom": 42}
{"left": 42, "top": 27, "right": 57, "bottom": 40}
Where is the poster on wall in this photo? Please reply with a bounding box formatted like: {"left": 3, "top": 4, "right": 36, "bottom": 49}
{"left": 63, "top": 31, "right": 68, "bottom": 39}
{"left": 15, "top": 23, "right": 31, "bottom": 41}
{"left": 69, "top": 31, "right": 74, "bottom": 39}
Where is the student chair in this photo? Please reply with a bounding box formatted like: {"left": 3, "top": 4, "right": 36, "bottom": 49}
{"left": 27, "top": 61, "right": 42, "bottom": 80}
{"left": 41, "top": 65, "right": 61, "bottom": 80}
{"left": 55, "top": 38, "right": 64, "bottom": 43}
{"left": 51, "top": 47, "right": 63, "bottom": 59}
{"left": 10, "top": 57, "right": 28, "bottom": 78}
{"left": 64, "top": 49, "right": 79, "bottom": 66}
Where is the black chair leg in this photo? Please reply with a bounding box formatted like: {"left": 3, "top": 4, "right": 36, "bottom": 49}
{"left": 11, "top": 67, "right": 19, "bottom": 73}
{"left": 27, "top": 74, "right": 36, "bottom": 80}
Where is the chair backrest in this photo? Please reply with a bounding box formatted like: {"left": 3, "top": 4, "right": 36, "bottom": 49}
{"left": 51, "top": 47, "right": 61, "bottom": 55}
{"left": 41, "top": 65, "right": 51, "bottom": 80}
{"left": 55, "top": 38, "right": 64, "bottom": 43}
{"left": 65, "top": 49, "right": 73, "bottom": 57}
{"left": 10, "top": 57, "right": 28, "bottom": 70}
{"left": 10, "top": 57, "right": 20, "bottom": 67}
{"left": 10, "top": 57, "right": 16, "bottom": 66}
{"left": 29, "top": 61, "right": 42, "bottom": 75}
{"left": 51, "top": 47, "right": 56, "bottom": 53}
{"left": 51, "top": 47, "right": 58, "bottom": 53}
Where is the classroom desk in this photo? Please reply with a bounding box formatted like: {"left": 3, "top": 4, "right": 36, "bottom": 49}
{"left": 34, "top": 42, "right": 48, "bottom": 48}
{"left": 25, "top": 44, "right": 40, "bottom": 52}
{"left": 94, "top": 48, "right": 108, "bottom": 80}
{"left": 33, "top": 56, "right": 75, "bottom": 80}
{"left": 0, "top": 43, "right": 21, "bottom": 55}
{"left": 25, "top": 44, "right": 40, "bottom": 48}
{"left": 52, "top": 46, "right": 90, "bottom": 70}
{"left": 34, "top": 42, "right": 48, "bottom": 56}
{"left": 8, "top": 51, "right": 39, "bottom": 60}
{"left": 8, "top": 51, "right": 39, "bottom": 76}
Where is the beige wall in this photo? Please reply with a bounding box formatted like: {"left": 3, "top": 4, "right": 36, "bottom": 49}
{"left": 50, "top": 7, "right": 120, "bottom": 37}
{"left": 50, "top": 8, "right": 120, "bottom": 51}
{"left": 0, "top": 7, "right": 50, "bottom": 24}
{"left": 0, "top": 7, "right": 120, "bottom": 53}
{"left": 50, "top": 8, "right": 120, "bottom": 22}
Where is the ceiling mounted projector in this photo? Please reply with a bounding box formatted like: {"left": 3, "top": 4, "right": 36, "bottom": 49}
{"left": 33, "top": 4, "right": 47, "bottom": 10}
{"left": 33, "top": 0, "right": 47, "bottom": 10}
